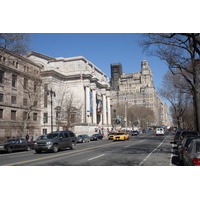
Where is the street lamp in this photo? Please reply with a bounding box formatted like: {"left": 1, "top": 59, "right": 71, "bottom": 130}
{"left": 47, "top": 88, "right": 56, "bottom": 132}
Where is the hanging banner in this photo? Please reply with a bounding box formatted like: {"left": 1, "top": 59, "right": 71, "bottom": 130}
{"left": 96, "top": 95, "right": 102, "bottom": 114}
{"left": 90, "top": 91, "right": 93, "bottom": 113}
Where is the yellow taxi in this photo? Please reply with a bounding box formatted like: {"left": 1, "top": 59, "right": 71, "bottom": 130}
{"left": 108, "top": 132, "right": 116, "bottom": 140}
{"left": 124, "top": 132, "right": 130, "bottom": 140}
{"left": 113, "top": 132, "right": 128, "bottom": 141}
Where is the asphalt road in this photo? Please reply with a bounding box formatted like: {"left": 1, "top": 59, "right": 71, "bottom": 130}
{"left": 0, "top": 130, "right": 178, "bottom": 166}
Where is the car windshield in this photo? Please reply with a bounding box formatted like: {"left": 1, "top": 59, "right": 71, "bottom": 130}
{"left": 93, "top": 134, "right": 99, "bottom": 137}
{"left": 4, "top": 139, "right": 16, "bottom": 144}
{"left": 37, "top": 135, "right": 47, "bottom": 140}
{"left": 182, "top": 132, "right": 198, "bottom": 137}
{"left": 39, "top": 133, "right": 59, "bottom": 139}
{"left": 77, "top": 135, "right": 83, "bottom": 138}
{"left": 175, "top": 132, "right": 181, "bottom": 137}
{"left": 116, "top": 133, "right": 124, "bottom": 135}
{"left": 196, "top": 141, "right": 200, "bottom": 153}
{"left": 185, "top": 138, "right": 194, "bottom": 147}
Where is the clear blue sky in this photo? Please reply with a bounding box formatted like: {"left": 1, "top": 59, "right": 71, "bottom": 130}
{"left": 30, "top": 33, "right": 168, "bottom": 96}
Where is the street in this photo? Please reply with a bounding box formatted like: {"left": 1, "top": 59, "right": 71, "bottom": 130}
{"left": 0, "top": 130, "right": 178, "bottom": 166}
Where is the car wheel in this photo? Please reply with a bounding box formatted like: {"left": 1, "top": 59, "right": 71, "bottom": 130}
{"left": 26, "top": 146, "right": 31, "bottom": 151}
{"left": 70, "top": 142, "right": 76, "bottom": 150}
{"left": 7, "top": 147, "right": 12, "bottom": 153}
{"left": 35, "top": 149, "right": 41, "bottom": 153}
{"left": 52, "top": 145, "right": 58, "bottom": 153}
{"left": 82, "top": 139, "right": 85, "bottom": 143}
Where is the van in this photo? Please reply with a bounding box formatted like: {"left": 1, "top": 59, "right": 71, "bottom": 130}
{"left": 156, "top": 128, "right": 165, "bottom": 136}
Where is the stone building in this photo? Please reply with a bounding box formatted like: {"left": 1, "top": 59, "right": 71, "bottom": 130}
{"left": 110, "top": 60, "right": 169, "bottom": 126}
{"left": 0, "top": 48, "right": 42, "bottom": 142}
{"left": 26, "top": 51, "right": 112, "bottom": 136}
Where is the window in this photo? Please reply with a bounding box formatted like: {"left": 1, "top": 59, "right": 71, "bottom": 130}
{"left": 33, "top": 113, "right": 38, "bottom": 121}
{"left": 24, "top": 78, "right": 28, "bottom": 90}
{"left": 0, "top": 70, "right": 4, "bottom": 84}
{"left": 11, "top": 110, "right": 16, "bottom": 120}
{"left": 12, "top": 74, "right": 17, "bottom": 87}
{"left": 0, "top": 109, "right": 3, "bottom": 119}
{"left": 23, "top": 98, "right": 28, "bottom": 106}
{"left": 34, "top": 82, "right": 37, "bottom": 92}
{"left": 0, "top": 93, "right": 3, "bottom": 102}
{"left": 64, "top": 132, "right": 69, "bottom": 138}
{"left": 23, "top": 112, "right": 30, "bottom": 120}
{"left": 43, "top": 113, "right": 48, "bottom": 123}
{"left": 34, "top": 101, "right": 38, "bottom": 107}
{"left": 44, "top": 84, "right": 48, "bottom": 108}
{"left": 11, "top": 96, "right": 17, "bottom": 104}
{"left": 69, "top": 131, "right": 75, "bottom": 137}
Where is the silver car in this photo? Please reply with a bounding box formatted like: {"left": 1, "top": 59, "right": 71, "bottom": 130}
{"left": 182, "top": 138, "right": 200, "bottom": 166}
{"left": 77, "top": 134, "right": 90, "bottom": 143}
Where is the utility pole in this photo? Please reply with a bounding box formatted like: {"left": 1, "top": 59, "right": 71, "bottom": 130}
{"left": 47, "top": 88, "right": 56, "bottom": 132}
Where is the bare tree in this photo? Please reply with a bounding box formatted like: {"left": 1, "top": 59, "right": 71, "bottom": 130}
{"left": 112, "top": 103, "right": 155, "bottom": 130}
{"left": 140, "top": 33, "right": 200, "bottom": 132}
{"left": 18, "top": 76, "right": 42, "bottom": 137}
{"left": 127, "top": 106, "right": 155, "bottom": 130}
{"left": 0, "top": 33, "right": 30, "bottom": 54}
{"left": 56, "top": 86, "right": 83, "bottom": 130}
{"left": 159, "top": 70, "right": 191, "bottom": 128}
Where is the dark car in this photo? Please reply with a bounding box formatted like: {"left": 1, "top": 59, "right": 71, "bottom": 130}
{"left": 173, "top": 130, "right": 183, "bottom": 144}
{"left": 90, "top": 134, "right": 103, "bottom": 141}
{"left": 34, "top": 131, "right": 77, "bottom": 153}
{"left": 182, "top": 138, "right": 200, "bottom": 166}
{"left": 177, "top": 135, "right": 200, "bottom": 165}
{"left": 177, "top": 131, "right": 199, "bottom": 146}
{"left": 131, "top": 131, "right": 139, "bottom": 136}
{"left": 77, "top": 134, "right": 90, "bottom": 143}
{"left": 0, "top": 138, "right": 34, "bottom": 153}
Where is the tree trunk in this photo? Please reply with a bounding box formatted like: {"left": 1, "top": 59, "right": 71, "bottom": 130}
{"left": 193, "top": 60, "right": 200, "bottom": 132}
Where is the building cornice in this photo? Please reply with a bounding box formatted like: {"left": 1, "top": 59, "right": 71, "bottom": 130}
{"left": 25, "top": 51, "right": 55, "bottom": 61}
{"left": 0, "top": 47, "right": 43, "bottom": 69}
{"left": 41, "top": 69, "right": 109, "bottom": 89}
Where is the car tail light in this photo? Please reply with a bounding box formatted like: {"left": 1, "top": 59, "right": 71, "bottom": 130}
{"left": 193, "top": 158, "right": 200, "bottom": 165}
{"left": 181, "top": 149, "right": 186, "bottom": 154}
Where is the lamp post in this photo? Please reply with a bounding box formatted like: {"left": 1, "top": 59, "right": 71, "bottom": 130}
{"left": 47, "top": 88, "right": 56, "bottom": 133}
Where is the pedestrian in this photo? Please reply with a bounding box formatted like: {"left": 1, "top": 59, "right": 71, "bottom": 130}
{"left": 26, "top": 134, "right": 29, "bottom": 141}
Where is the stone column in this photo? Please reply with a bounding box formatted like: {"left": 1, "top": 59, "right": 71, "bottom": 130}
{"left": 107, "top": 95, "right": 111, "bottom": 125}
{"left": 102, "top": 90, "right": 107, "bottom": 125}
{"left": 85, "top": 85, "right": 90, "bottom": 123}
{"left": 92, "top": 89, "right": 97, "bottom": 124}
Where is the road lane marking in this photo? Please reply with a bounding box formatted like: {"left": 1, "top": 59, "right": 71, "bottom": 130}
{"left": 139, "top": 133, "right": 170, "bottom": 166}
{"left": 2, "top": 142, "right": 118, "bottom": 166}
{"left": 88, "top": 154, "right": 105, "bottom": 161}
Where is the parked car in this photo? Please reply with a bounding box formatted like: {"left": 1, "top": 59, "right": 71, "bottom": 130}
{"left": 174, "top": 129, "right": 185, "bottom": 144}
{"left": 0, "top": 138, "right": 34, "bottom": 153}
{"left": 177, "top": 135, "right": 200, "bottom": 165}
{"left": 113, "top": 132, "right": 128, "bottom": 141}
{"left": 90, "top": 134, "right": 103, "bottom": 141}
{"left": 179, "top": 131, "right": 199, "bottom": 144}
{"left": 108, "top": 132, "right": 116, "bottom": 140}
{"left": 182, "top": 138, "right": 200, "bottom": 166}
{"left": 34, "top": 131, "right": 77, "bottom": 153}
{"left": 77, "top": 134, "right": 90, "bottom": 143}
